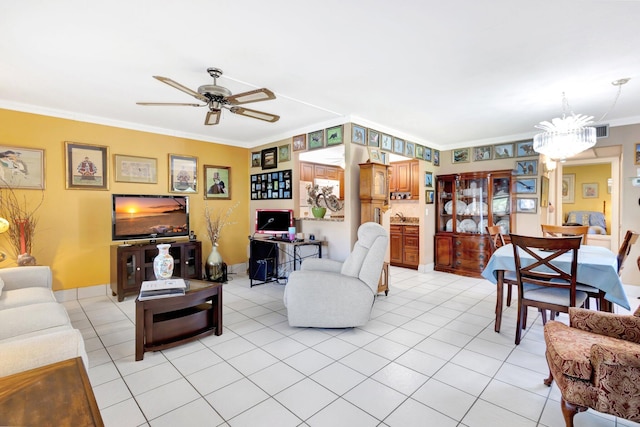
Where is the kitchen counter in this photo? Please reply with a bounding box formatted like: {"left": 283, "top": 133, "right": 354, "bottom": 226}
{"left": 390, "top": 217, "right": 419, "bottom": 225}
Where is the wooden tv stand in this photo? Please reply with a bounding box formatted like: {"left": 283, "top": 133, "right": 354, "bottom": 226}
{"left": 110, "top": 240, "right": 202, "bottom": 301}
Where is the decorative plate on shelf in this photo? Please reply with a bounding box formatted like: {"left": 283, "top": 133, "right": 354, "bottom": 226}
{"left": 467, "top": 201, "right": 488, "bottom": 215}
{"left": 445, "top": 200, "right": 468, "bottom": 215}
{"left": 478, "top": 218, "right": 489, "bottom": 233}
{"left": 445, "top": 219, "right": 461, "bottom": 232}
{"left": 460, "top": 219, "right": 477, "bottom": 233}
{"left": 496, "top": 219, "right": 510, "bottom": 234}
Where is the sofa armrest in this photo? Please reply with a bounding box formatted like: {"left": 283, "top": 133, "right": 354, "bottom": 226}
{"left": 300, "top": 258, "right": 343, "bottom": 273}
{"left": 590, "top": 341, "right": 640, "bottom": 393}
{"left": 0, "top": 329, "right": 87, "bottom": 377}
{"left": 569, "top": 307, "right": 640, "bottom": 344}
{"left": 0, "top": 266, "right": 52, "bottom": 291}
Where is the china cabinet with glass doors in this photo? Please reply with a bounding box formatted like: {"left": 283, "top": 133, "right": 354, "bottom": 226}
{"left": 434, "top": 170, "right": 514, "bottom": 277}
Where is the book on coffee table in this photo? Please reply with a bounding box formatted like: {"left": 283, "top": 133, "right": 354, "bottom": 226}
{"left": 138, "top": 279, "right": 187, "bottom": 300}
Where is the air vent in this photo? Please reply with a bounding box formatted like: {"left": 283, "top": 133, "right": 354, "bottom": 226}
{"left": 595, "top": 124, "right": 609, "bottom": 138}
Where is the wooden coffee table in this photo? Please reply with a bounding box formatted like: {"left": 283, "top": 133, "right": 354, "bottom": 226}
{"left": 135, "top": 279, "right": 222, "bottom": 361}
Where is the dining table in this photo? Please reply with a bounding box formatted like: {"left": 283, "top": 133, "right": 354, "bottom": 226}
{"left": 481, "top": 243, "right": 630, "bottom": 332}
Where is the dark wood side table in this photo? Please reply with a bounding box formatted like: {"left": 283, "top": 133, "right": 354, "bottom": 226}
{"left": 0, "top": 357, "right": 104, "bottom": 426}
{"left": 135, "top": 280, "right": 223, "bottom": 361}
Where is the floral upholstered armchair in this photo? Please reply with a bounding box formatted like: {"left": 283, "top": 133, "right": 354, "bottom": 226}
{"left": 543, "top": 306, "right": 640, "bottom": 426}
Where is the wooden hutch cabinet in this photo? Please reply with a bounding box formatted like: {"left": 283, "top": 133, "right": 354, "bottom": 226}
{"left": 359, "top": 162, "right": 389, "bottom": 225}
{"left": 434, "top": 170, "right": 514, "bottom": 277}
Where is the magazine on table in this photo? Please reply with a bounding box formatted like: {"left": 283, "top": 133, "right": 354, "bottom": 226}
{"left": 138, "top": 279, "right": 187, "bottom": 300}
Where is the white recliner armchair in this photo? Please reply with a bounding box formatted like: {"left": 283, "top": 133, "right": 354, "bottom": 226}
{"left": 283, "top": 222, "right": 389, "bottom": 328}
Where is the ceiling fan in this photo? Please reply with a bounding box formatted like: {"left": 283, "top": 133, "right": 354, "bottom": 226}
{"left": 137, "top": 67, "right": 279, "bottom": 125}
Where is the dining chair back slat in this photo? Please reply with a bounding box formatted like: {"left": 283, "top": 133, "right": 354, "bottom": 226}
{"left": 486, "top": 225, "right": 506, "bottom": 251}
{"left": 541, "top": 224, "right": 589, "bottom": 244}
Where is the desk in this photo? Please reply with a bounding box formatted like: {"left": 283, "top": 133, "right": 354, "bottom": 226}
{"left": 482, "top": 244, "right": 629, "bottom": 332}
{"left": 249, "top": 238, "right": 324, "bottom": 287}
{"left": 0, "top": 357, "right": 103, "bottom": 426}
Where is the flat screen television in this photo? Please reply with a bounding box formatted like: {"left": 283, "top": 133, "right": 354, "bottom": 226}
{"left": 112, "top": 194, "right": 190, "bottom": 241}
{"left": 255, "top": 209, "right": 294, "bottom": 235}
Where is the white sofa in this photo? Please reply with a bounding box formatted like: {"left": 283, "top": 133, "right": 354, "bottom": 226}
{"left": 0, "top": 266, "right": 87, "bottom": 377}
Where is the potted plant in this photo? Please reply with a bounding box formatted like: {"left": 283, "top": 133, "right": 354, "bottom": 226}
{"left": 306, "top": 184, "right": 343, "bottom": 218}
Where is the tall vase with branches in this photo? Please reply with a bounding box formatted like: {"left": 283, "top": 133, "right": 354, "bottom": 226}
{"left": 203, "top": 202, "right": 239, "bottom": 280}
{"left": 0, "top": 184, "right": 44, "bottom": 265}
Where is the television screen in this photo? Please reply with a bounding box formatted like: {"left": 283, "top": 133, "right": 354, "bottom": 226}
{"left": 255, "top": 209, "right": 293, "bottom": 235}
{"left": 112, "top": 194, "right": 189, "bottom": 241}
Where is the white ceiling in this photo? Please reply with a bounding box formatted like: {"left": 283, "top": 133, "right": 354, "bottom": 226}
{"left": 2, "top": 1, "right": 639, "bottom": 151}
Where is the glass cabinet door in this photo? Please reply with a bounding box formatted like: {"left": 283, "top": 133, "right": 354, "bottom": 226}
{"left": 491, "top": 175, "right": 511, "bottom": 234}
{"left": 456, "top": 175, "right": 489, "bottom": 234}
{"left": 437, "top": 177, "right": 454, "bottom": 232}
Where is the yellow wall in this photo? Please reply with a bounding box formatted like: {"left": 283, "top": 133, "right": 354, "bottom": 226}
{"left": 0, "top": 109, "right": 250, "bottom": 290}
{"left": 562, "top": 164, "right": 611, "bottom": 232}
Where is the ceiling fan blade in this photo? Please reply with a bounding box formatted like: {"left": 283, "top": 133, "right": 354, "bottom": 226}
{"left": 205, "top": 110, "right": 221, "bottom": 125}
{"left": 230, "top": 107, "right": 280, "bottom": 123}
{"left": 153, "top": 76, "right": 209, "bottom": 103}
{"left": 226, "top": 88, "right": 276, "bottom": 105}
{"left": 136, "top": 102, "right": 205, "bottom": 107}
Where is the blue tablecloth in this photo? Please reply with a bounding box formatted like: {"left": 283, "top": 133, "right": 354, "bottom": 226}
{"left": 481, "top": 244, "right": 630, "bottom": 310}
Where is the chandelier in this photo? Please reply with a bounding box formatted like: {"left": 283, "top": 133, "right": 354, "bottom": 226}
{"left": 533, "top": 79, "right": 629, "bottom": 161}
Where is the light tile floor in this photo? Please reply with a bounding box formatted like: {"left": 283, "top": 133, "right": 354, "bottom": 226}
{"left": 63, "top": 267, "right": 640, "bottom": 427}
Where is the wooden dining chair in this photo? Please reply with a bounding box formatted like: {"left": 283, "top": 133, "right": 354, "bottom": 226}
{"left": 541, "top": 224, "right": 589, "bottom": 244}
{"left": 486, "top": 225, "right": 506, "bottom": 251}
{"left": 582, "top": 230, "right": 640, "bottom": 311}
{"left": 486, "top": 225, "right": 518, "bottom": 328}
{"left": 510, "top": 234, "right": 588, "bottom": 345}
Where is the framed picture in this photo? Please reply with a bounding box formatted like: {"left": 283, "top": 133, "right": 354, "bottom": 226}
{"left": 516, "top": 198, "right": 538, "bottom": 213}
{"left": 562, "top": 174, "right": 575, "bottom": 203}
{"left": 582, "top": 183, "right": 599, "bottom": 198}
{"left": 169, "top": 153, "right": 197, "bottom": 193}
{"left": 326, "top": 125, "right": 343, "bottom": 146}
{"left": 540, "top": 175, "right": 549, "bottom": 207}
{"left": 251, "top": 152, "right": 261, "bottom": 168}
{"left": 114, "top": 154, "right": 157, "bottom": 184}
{"left": 368, "top": 147, "right": 382, "bottom": 163}
{"left": 635, "top": 143, "right": 640, "bottom": 165}
{"left": 404, "top": 141, "right": 415, "bottom": 158}
{"left": 65, "top": 141, "right": 109, "bottom": 190}
{"left": 308, "top": 130, "right": 324, "bottom": 150}
{"left": 425, "top": 190, "right": 434, "bottom": 204}
{"left": 380, "top": 151, "right": 389, "bottom": 165}
{"left": 368, "top": 129, "right": 380, "bottom": 147}
{"left": 494, "top": 143, "right": 514, "bottom": 159}
{"left": 292, "top": 134, "right": 306, "bottom": 152}
{"left": 452, "top": 148, "right": 470, "bottom": 163}
{"left": 278, "top": 144, "right": 291, "bottom": 162}
{"left": 352, "top": 124, "right": 366, "bottom": 145}
{"left": 514, "top": 160, "right": 538, "bottom": 175}
{"left": 0, "top": 145, "right": 45, "bottom": 189}
{"left": 514, "top": 177, "right": 537, "bottom": 194}
{"left": 393, "top": 138, "right": 405, "bottom": 155}
{"left": 424, "top": 172, "right": 433, "bottom": 188}
{"left": 516, "top": 140, "right": 536, "bottom": 157}
{"left": 415, "top": 145, "right": 424, "bottom": 160}
{"left": 204, "top": 165, "right": 230, "bottom": 199}
{"left": 381, "top": 134, "right": 393, "bottom": 151}
{"left": 250, "top": 169, "right": 292, "bottom": 200}
{"left": 473, "top": 145, "right": 492, "bottom": 161}
{"left": 432, "top": 149, "right": 439, "bottom": 166}
{"left": 261, "top": 147, "right": 278, "bottom": 170}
